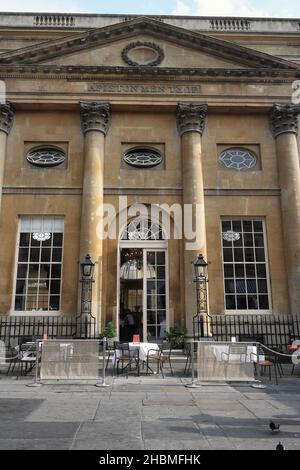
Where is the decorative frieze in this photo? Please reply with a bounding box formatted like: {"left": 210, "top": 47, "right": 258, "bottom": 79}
{"left": 79, "top": 101, "right": 111, "bottom": 135}
{"left": 176, "top": 102, "right": 208, "bottom": 136}
{"left": 270, "top": 103, "right": 300, "bottom": 137}
{"left": 0, "top": 101, "right": 15, "bottom": 135}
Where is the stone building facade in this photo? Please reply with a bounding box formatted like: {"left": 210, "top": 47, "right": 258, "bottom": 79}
{"left": 0, "top": 12, "right": 300, "bottom": 339}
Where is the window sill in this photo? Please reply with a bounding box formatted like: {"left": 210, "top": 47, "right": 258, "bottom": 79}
{"left": 10, "top": 311, "right": 63, "bottom": 317}
{"left": 224, "top": 310, "right": 272, "bottom": 315}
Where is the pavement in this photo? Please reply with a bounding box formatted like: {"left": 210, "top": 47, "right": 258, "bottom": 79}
{"left": 0, "top": 363, "right": 299, "bottom": 450}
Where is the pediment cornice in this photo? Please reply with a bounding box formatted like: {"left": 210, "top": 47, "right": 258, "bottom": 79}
{"left": 0, "top": 16, "right": 299, "bottom": 71}
{"left": 0, "top": 64, "right": 299, "bottom": 82}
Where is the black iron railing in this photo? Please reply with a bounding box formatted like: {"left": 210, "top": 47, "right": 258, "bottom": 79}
{"left": 193, "top": 314, "right": 300, "bottom": 350}
{"left": 0, "top": 315, "right": 97, "bottom": 346}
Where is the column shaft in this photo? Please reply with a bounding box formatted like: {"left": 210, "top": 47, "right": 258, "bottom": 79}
{"left": 276, "top": 132, "right": 300, "bottom": 314}
{"left": 271, "top": 103, "right": 300, "bottom": 314}
{"left": 182, "top": 131, "right": 207, "bottom": 333}
{"left": 176, "top": 103, "right": 208, "bottom": 335}
{"left": 79, "top": 102, "right": 111, "bottom": 323}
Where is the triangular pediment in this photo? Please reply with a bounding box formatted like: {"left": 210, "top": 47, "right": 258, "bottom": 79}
{"left": 0, "top": 16, "right": 298, "bottom": 71}
{"left": 42, "top": 34, "right": 246, "bottom": 69}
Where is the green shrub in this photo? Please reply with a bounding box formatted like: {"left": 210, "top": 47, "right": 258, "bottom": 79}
{"left": 99, "top": 322, "right": 117, "bottom": 339}
{"left": 165, "top": 323, "right": 186, "bottom": 347}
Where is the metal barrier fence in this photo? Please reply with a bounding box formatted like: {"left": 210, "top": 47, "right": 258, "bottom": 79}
{"left": 40, "top": 339, "right": 100, "bottom": 380}
{"left": 0, "top": 315, "right": 97, "bottom": 346}
{"left": 186, "top": 340, "right": 257, "bottom": 387}
{"left": 193, "top": 314, "right": 300, "bottom": 350}
{"left": 196, "top": 341, "right": 256, "bottom": 383}
{"left": 27, "top": 338, "right": 110, "bottom": 387}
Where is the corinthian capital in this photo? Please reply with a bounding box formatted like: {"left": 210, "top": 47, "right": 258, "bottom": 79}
{"left": 0, "top": 101, "right": 15, "bottom": 135}
{"left": 270, "top": 103, "right": 300, "bottom": 137}
{"left": 80, "top": 101, "right": 112, "bottom": 135}
{"left": 176, "top": 102, "right": 208, "bottom": 137}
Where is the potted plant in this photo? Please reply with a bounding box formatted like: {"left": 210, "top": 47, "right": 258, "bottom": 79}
{"left": 99, "top": 322, "right": 117, "bottom": 347}
{"left": 165, "top": 323, "right": 187, "bottom": 349}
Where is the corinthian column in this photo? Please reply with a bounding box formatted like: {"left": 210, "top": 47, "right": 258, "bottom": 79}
{"left": 0, "top": 102, "right": 15, "bottom": 212}
{"left": 270, "top": 103, "right": 300, "bottom": 314}
{"left": 79, "top": 101, "right": 111, "bottom": 322}
{"left": 176, "top": 102, "right": 208, "bottom": 335}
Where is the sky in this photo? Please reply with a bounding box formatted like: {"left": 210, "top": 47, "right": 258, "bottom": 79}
{"left": 0, "top": 0, "right": 299, "bottom": 18}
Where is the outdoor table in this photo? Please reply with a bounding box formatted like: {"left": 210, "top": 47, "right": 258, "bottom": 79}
{"left": 113, "top": 342, "right": 160, "bottom": 375}
{"left": 113, "top": 342, "right": 160, "bottom": 362}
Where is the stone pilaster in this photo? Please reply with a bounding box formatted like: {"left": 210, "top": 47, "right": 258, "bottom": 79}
{"left": 0, "top": 102, "right": 15, "bottom": 213}
{"left": 176, "top": 102, "right": 208, "bottom": 334}
{"left": 79, "top": 101, "right": 112, "bottom": 323}
{"left": 270, "top": 103, "right": 300, "bottom": 314}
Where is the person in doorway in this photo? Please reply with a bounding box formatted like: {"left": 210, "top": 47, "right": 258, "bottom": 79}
{"left": 125, "top": 310, "right": 135, "bottom": 340}
{"left": 120, "top": 312, "right": 128, "bottom": 341}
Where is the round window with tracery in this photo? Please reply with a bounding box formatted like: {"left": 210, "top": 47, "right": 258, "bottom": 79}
{"left": 219, "top": 148, "right": 257, "bottom": 171}
{"left": 27, "top": 146, "right": 66, "bottom": 168}
{"left": 123, "top": 148, "right": 163, "bottom": 168}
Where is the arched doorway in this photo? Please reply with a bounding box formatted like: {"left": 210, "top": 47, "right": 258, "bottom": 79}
{"left": 118, "top": 218, "right": 169, "bottom": 342}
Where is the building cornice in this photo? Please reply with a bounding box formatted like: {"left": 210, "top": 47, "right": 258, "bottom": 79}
{"left": 0, "top": 65, "right": 299, "bottom": 82}
{"left": 2, "top": 186, "right": 281, "bottom": 197}
{"left": 0, "top": 13, "right": 300, "bottom": 35}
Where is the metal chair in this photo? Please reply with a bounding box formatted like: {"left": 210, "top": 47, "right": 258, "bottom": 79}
{"left": 221, "top": 344, "right": 248, "bottom": 363}
{"left": 113, "top": 342, "right": 139, "bottom": 377}
{"left": 251, "top": 345, "right": 283, "bottom": 385}
{"left": 7, "top": 343, "right": 37, "bottom": 379}
{"left": 146, "top": 341, "right": 174, "bottom": 378}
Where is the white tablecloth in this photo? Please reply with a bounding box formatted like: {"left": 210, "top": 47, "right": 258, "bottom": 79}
{"left": 210, "top": 344, "right": 264, "bottom": 363}
{"left": 114, "top": 342, "right": 160, "bottom": 363}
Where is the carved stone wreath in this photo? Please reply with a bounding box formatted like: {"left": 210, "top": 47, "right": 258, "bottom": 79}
{"left": 122, "top": 41, "right": 164, "bottom": 67}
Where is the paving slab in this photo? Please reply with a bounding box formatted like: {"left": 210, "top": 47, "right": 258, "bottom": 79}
{"left": 0, "top": 421, "right": 79, "bottom": 439}
{"left": 143, "top": 398, "right": 194, "bottom": 406}
{"left": 72, "top": 421, "right": 143, "bottom": 449}
{"left": 142, "top": 419, "right": 202, "bottom": 440}
{"left": 242, "top": 401, "right": 300, "bottom": 420}
{"left": 0, "top": 438, "right": 72, "bottom": 450}
{"left": 72, "top": 438, "right": 144, "bottom": 450}
{"left": 142, "top": 405, "right": 201, "bottom": 421}
{"left": 144, "top": 439, "right": 210, "bottom": 450}
{"left": 94, "top": 402, "right": 143, "bottom": 421}
{"left": 25, "top": 397, "right": 101, "bottom": 422}
{"left": 0, "top": 398, "right": 44, "bottom": 421}
{"left": 204, "top": 437, "right": 236, "bottom": 450}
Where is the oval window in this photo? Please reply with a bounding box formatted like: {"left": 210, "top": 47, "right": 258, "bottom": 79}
{"left": 27, "top": 146, "right": 66, "bottom": 168}
{"left": 123, "top": 148, "right": 163, "bottom": 168}
{"left": 219, "top": 148, "right": 257, "bottom": 171}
